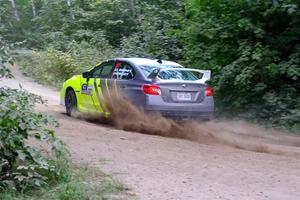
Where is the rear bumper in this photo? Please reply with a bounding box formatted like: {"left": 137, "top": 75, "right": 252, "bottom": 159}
{"left": 144, "top": 96, "right": 214, "bottom": 120}
{"left": 146, "top": 109, "right": 213, "bottom": 120}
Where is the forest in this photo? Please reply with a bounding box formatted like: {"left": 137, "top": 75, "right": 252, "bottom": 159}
{"left": 1, "top": 0, "right": 299, "bottom": 131}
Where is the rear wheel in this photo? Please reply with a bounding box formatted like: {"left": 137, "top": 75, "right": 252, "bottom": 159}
{"left": 65, "top": 89, "right": 77, "bottom": 116}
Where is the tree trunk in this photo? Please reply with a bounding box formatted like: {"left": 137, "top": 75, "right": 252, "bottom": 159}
{"left": 31, "top": 0, "right": 36, "bottom": 17}
{"left": 66, "top": 0, "right": 75, "bottom": 20}
{"left": 130, "top": 0, "right": 139, "bottom": 18}
{"left": 9, "top": 0, "right": 20, "bottom": 21}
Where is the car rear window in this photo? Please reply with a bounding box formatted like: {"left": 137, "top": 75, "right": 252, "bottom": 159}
{"left": 140, "top": 65, "right": 181, "bottom": 76}
{"left": 140, "top": 65, "right": 203, "bottom": 81}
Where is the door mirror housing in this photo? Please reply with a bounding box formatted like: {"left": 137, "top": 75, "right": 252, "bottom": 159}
{"left": 82, "top": 72, "right": 92, "bottom": 79}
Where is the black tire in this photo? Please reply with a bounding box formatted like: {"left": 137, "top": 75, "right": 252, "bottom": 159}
{"left": 65, "top": 89, "right": 77, "bottom": 116}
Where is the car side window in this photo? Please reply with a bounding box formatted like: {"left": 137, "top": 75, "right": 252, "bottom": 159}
{"left": 91, "top": 63, "right": 115, "bottom": 78}
{"left": 100, "top": 64, "right": 114, "bottom": 78}
{"left": 112, "top": 62, "right": 135, "bottom": 80}
{"left": 91, "top": 67, "right": 102, "bottom": 78}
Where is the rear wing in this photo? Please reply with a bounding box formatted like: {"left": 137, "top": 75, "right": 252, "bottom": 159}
{"left": 147, "top": 68, "right": 211, "bottom": 83}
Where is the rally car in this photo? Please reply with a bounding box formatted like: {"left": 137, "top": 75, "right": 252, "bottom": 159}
{"left": 60, "top": 58, "right": 214, "bottom": 120}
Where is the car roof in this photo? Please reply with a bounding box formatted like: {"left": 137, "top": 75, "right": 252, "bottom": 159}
{"left": 115, "top": 57, "right": 183, "bottom": 67}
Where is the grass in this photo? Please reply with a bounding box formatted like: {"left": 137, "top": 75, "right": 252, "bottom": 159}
{"left": 13, "top": 46, "right": 114, "bottom": 90}
{"left": 0, "top": 164, "right": 132, "bottom": 200}
{"left": 13, "top": 50, "right": 64, "bottom": 89}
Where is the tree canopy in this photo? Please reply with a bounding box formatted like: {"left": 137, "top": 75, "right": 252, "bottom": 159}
{"left": 1, "top": 0, "right": 299, "bottom": 130}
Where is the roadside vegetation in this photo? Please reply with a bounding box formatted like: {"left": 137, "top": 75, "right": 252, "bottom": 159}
{"left": 0, "top": 29, "right": 128, "bottom": 200}
{"left": 1, "top": 0, "right": 299, "bottom": 132}
{"left": 0, "top": 165, "right": 128, "bottom": 200}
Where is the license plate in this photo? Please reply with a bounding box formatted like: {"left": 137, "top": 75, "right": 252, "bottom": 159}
{"left": 177, "top": 92, "right": 192, "bottom": 101}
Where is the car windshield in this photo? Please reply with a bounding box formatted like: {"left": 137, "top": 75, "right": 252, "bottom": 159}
{"left": 140, "top": 65, "right": 202, "bottom": 81}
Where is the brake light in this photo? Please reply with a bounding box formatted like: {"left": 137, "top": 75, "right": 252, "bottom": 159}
{"left": 205, "top": 86, "right": 213, "bottom": 96}
{"left": 142, "top": 84, "right": 161, "bottom": 95}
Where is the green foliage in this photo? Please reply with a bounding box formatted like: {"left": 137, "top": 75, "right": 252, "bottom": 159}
{"left": 1, "top": 37, "right": 69, "bottom": 191}
{"left": 16, "top": 50, "right": 76, "bottom": 89}
{"left": 120, "top": 1, "right": 183, "bottom": 60}
{"left": 45, "top": 48, "right": 78, "bottom": 81}
{"left": 0, "top": 165, "right": 129, "bottom": 200}
{"left": 2, "top": 0, "right": 299, "bottom": 130}
{"left": 16, "top": 40, "right": 118, "bottom": 88}
{"left": 0, "top": 88, "right": 69, "bottom": 192}
{"left": 51, "top": 167, "right": 127, "bottom": 200}
{"left": 183, "top": 0, "right": 300, "bottom": 130}
{"left": 0, "top": 35, "right": 13, "bottom": 79}
{"left": 25, "top": 0, "right": 138, "bottom": 48}
{"left": 1, "top": 3, "right": 129, "bottom": 196}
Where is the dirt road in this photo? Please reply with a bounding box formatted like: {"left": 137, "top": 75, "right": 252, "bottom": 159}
{"left": 1, "top": 65, "right": 300, "bottom": 200}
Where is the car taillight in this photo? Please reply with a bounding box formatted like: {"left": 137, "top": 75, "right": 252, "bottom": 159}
{"left": 205, "top": 86, "right": 213, "bottom": 96}
{"left": 142, "top": 84, "right": 161, "bottom": 95}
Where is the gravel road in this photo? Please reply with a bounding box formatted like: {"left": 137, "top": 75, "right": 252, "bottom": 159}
{"left": 1, "top": 65, "right": 300, "bottom": 200}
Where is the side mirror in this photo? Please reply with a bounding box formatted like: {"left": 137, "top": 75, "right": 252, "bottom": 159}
{"left": 82, "top": 72, "right": 92, "bottom": 79}
{"left": 147, "top": 68, "right": 160, "bottom": 79}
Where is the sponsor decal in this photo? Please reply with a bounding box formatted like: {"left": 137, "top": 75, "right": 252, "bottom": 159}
{"left": 81, "top": 84, "right": 93, "bottom": 95}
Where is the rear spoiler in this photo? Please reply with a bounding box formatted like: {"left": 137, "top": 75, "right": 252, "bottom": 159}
{"left": 147, "top": 68, "right": 211, "bottom": 83}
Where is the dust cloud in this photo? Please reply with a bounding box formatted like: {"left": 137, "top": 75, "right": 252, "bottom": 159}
{"left": 75, "top": 92, "right": 300, "bottom": 157}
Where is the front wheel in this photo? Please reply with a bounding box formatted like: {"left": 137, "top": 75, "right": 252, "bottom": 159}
{"left": 65, "top": 89, "right": 77, "bottom": 116}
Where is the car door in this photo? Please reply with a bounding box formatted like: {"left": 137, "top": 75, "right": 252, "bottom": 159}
{"left": 79, "top": 74, "right": 97, "bottom": 112}
{"left": 91, "top": 61, "right": 116, "bottom": 116}
{"left": 111, "top": 61, "right": 144, "bottom": 107}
